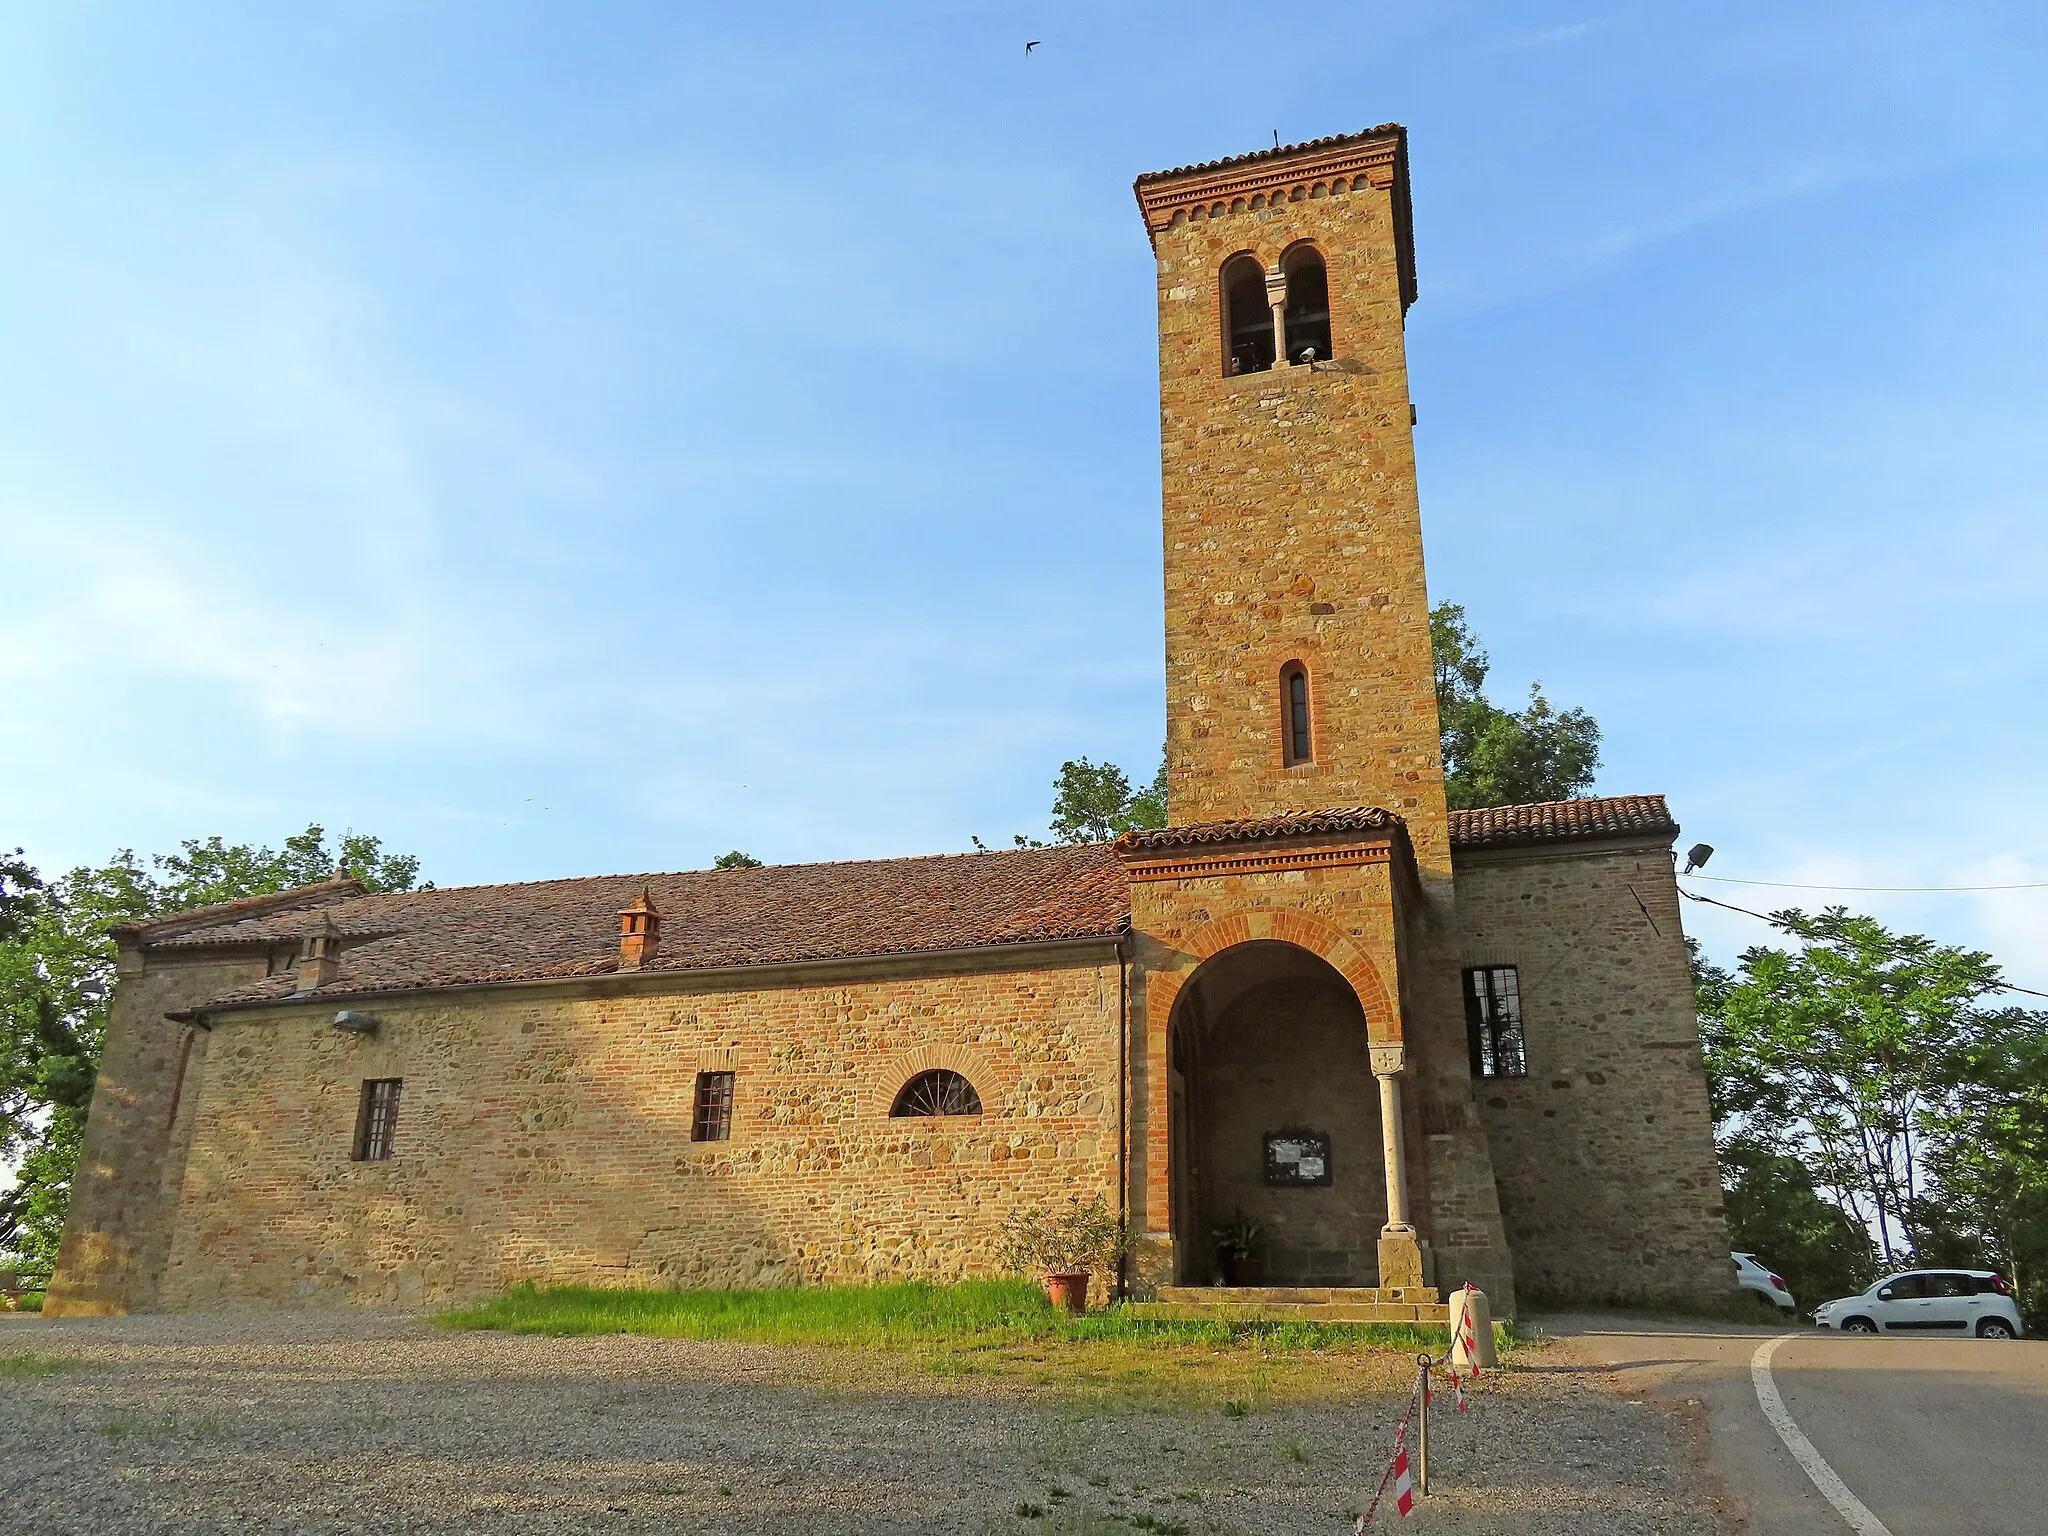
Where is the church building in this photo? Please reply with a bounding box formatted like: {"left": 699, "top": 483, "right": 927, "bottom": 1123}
{"left": 49, "top": 126, "right": 1733, "bottom": 1319}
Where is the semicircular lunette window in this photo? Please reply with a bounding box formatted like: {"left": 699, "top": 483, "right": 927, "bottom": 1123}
{"left": 891, "top": 1069, "right": 983, "bottom": 1117}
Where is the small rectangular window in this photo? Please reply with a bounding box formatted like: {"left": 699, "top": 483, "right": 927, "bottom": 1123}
{"left": 1281, "top": 664, "right": 1313, "bottom": 766}
{"left": 1464, "top": 967, "right": 1528, "bottom": 1080}
{"left": 352, "top": 1078, "right": 402, "bottom": 1160}
{"left": 692, "top": 1071, "right": 734, "bottom": 1142}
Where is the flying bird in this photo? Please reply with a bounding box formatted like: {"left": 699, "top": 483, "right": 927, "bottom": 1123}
{"left": 1025, "top": 39, "right": 1041, "bottom": 54}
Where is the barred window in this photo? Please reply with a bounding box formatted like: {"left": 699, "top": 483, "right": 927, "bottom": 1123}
{"left": 352, "top": 1078, "right": 402, "bottom": 1161}
{"left": 692, "top": 1071, "right": 735, "bottom": 1142}
{"left": 1464, "top": 967, "right": 1527, "bottom": 1080}
{"left": 890, "top": 1069, "right": 982, "bottom": 1117}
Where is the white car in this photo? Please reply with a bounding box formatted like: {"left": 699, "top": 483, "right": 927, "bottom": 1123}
{"left": 1733, "top": 1252, "right": 1796, "bottom": 1315}
{"left": 1813, "top": 1269, "right": 2024, "bottom": 1339}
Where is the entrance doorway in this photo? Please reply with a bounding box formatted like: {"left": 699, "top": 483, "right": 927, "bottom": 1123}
{"left": 1168, "top": 941, "right": 1385, "bottom": 1286}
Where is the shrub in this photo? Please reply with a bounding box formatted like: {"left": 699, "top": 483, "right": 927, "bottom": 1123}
{"left": 1000, "top": 1194, "right": 1130, "bottom": 1277}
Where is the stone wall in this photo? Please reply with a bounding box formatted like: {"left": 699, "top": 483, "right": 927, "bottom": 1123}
{"left": 45, "top": 945, "right": 268, "bottom": 1315}
{"left": 1124, "top": 841, "right": 1516, "bottom": 1305}
{"left": 1190, "top": 971, "right": 1385, "bottom": 1285}
{"left": 1452, "top": 838, "right": 1735, "bottom": 1308}
{"left": 1149, "top": 157, "right": 1450, "bottom": 880}
{"left": 147, "top": 944, "right": 1124, "bottom": 1310}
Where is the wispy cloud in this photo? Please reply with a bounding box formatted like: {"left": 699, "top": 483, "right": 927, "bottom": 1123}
{"left": 1497, "top": 19, "right": 1601, "bottom": 51}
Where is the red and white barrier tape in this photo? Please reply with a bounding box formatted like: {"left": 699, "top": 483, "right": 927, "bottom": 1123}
{"left": 1354, "top": 1374, "right": 1422, "bottom": 1529}
{"left": 1356, "top": 1300, "right": 1489, "bottom": 1526}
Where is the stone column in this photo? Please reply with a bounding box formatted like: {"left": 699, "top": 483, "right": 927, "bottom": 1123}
{"left": 1266, "top": 268, "right": 1290, "bottom": 365}
{"left": 1370, "top": 1041, "right": 1425, "bottom": 1290}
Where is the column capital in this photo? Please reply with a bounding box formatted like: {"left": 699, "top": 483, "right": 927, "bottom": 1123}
{"left": 1368, "top": 1041, "right": 1406, "bottom": 1077}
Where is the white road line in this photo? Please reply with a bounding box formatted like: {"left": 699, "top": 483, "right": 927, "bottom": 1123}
{"left": 1750, "top": 1334, "right": 1895, "bottom": 1536}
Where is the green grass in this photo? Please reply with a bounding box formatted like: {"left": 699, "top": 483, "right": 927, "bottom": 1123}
{"left": 441, "top": 1278, "right": 1455, "bottom": 1353}
{"left": 440, "top": 1279, "right": 1483, "bottom": 1404}
{"left": 0, "top": 1352, "right": 72, "bottom": 1378}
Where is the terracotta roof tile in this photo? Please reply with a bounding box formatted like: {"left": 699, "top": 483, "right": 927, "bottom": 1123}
{"left": 1135, "top": 124, "right": 1405, "bottom": 186}
{"left": 112, "top": 877, "right": 365, "bottom": 942}
{"left": 161, "top": 844, "right": 1130, "bottom": 1012}
{"left": 150, "top": 795, "right": 1677, "bottom": 1014}
{"left": 1448, "top": 795, "right": 1678, "bottom": 851}
{"left": 1117, "top": 807, "right": 1405, "bottom": 854}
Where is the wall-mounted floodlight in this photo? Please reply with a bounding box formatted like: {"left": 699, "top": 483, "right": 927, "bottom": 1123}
{"left": 1683, "top": 843, "right": 1714, "bottom": 875}
{"left": 332, "top": 1010, "right": 379, "bottom": 1035}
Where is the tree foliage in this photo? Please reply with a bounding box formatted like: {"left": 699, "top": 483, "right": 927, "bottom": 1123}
{"left": 1430, "top": 602, "right": 1601, "bottom": 810}
{"left": 1698, "top": 911, "right": 2048, "bottom": 1326}
{"left": 1047, "top": 755, "right": 1168, "bottom": 844}
{"left": 712, "top": 851, "right": 764, "bottom": 869}
{"left": 1699, "top": 907, "right": 2002, "bottom": 1264}
{"left": 1, "top": 826, "right": 422, "bottom": 1268}
{"left": 1716, "top": 1136, "right": 1878, "bottom": 1308}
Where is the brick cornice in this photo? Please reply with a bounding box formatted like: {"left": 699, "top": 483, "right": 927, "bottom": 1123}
{"left": 1122, "top": 838, "right": 1392, "bottom": 885}
{"left": 1133, "top": 126, "right": 1408, "bottom": 237}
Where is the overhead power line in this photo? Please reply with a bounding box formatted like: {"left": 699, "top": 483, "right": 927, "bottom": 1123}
{"left": 1685, "top": 874, "right": 2048, "bottom": 894}
{"left": 1674, "top": 888, "right": 2048, "bottom": 1000}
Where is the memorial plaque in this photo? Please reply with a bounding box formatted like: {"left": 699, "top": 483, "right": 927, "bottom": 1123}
{"left": 1264, "top": 1130, "right": 1333, "bottom": 1187}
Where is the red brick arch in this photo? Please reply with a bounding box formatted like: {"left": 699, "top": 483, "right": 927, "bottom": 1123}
{"left": 1153, "top": 909, "right": 1398, "bottom": 1043}
{"left": 874, "top": 1043, "right": 996, "bottom": 1119}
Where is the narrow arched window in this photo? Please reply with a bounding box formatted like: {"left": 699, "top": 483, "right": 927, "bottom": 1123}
{"left": 891, "top": 1069, "right": 982, "bottom": 1117}
{"left": 1283, "top": 247, "right": 1332, "bottom": 366}
{"left": 1281, "top": 662, "right": 1312, "bottom": 765}
{"left": 1222, "top": 255, "right": 1274, "bottom": 376}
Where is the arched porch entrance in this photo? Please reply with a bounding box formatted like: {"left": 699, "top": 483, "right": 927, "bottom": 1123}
{"left": 1167, "top": 940, "right": 1387, "bottom": 1286}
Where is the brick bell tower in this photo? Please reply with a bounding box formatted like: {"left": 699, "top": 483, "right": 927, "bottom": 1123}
{"left": 1118, "top": 128, "right": 1514, "bottom": 1309}
{"left": 1141, "top": 126, "right": 1446, "bottom": 863}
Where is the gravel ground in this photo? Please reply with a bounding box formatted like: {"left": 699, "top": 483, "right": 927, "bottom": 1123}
{"left": 1, "top": 1310, "right": 1730, "bottom": 1534}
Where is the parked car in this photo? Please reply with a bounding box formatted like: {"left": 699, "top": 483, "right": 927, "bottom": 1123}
{"left": 1733, "top": 1252, "right": 1796, "bottom": 1315}
{"left": 1812, "top": 1269, "right": 2023, "bottom": 1338}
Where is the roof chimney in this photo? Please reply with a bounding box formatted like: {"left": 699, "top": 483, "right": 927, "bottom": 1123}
{"left": 296, "top": 911, "right": 341, "bottom": 991}
{"left": 618, "top": 889, "right": 660, "bottom": 972}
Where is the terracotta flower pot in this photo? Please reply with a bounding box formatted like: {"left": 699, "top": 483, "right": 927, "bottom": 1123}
{"left": 1044, "top": 1271, "right": 1091, "bottom": 1315}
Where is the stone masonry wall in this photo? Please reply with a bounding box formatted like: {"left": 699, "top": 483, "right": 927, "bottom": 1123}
{"left": 1125, "top": 847, "right": 1514, "bottom": 1305}
{"left": 1151, "top": 170, "right": 1450, "bottom": 880}
{"left": 154, "top": 947, "right": 1123, "bottom": 1309}
{"left": 1452, "top": 839, "right": 1735, "bottom": 1308}
{"left": 46, "top": 946, "right": 270, "bottom": 1315}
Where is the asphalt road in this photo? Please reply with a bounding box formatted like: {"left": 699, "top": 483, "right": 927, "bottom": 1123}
{"left": 1548, "top": 1318, "right": 2048, "bottom": 1536}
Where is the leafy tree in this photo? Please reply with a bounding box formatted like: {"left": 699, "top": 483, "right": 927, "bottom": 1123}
{"left": 1, "top": 826, "right": 423, "bottom": 1269}
{"left": 151, "top": 826, "right": 420, "bottom": 909}
{"left": 1698, "top": 907, "right": 2004, "bottom": 1266}
{"left": 1915, "top": 1008, "right": 2048, "bottom": 1328}
{"left": 1430, "top": 602, "right": 1600, "bottom": 810}
{"left": 1048, "top": 753, "right": 1168, "bottom": 844}
{"left": 1717, "top": 1135, "right": 1878, "bottom": 1308}
{"left": 712, "top": 851, "right": 764, "bottom": 869}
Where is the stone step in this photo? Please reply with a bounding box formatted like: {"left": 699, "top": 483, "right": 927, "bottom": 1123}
{"left": 1157, "top": 1284, "right": 1442, "bottom": 1307}
{"left": 1128, "top": 1299, "right": 1445, "bottom": 1325}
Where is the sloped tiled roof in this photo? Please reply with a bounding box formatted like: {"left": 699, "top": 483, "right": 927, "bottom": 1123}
{"left": 146, "top": 795, "right": 1677, "bottom": 1013}
{"left": 112, "top": 877, "right": 365, "bottom": 942}
{"left": 1448, "top": 795, "right": 1677, "bottom": 851}
{"left": 165, "top": 844, "right": 1129, "bottom": 1013}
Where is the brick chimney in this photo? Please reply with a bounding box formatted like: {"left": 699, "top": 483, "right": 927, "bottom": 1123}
{"left": 296, "top": 911, "right": 341, "bottom": 991}
{"left": 618, "top": 889, "right": 660, "bottom": 972}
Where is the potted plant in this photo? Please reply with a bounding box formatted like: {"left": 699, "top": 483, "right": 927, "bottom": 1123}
{"left": 1001, "top": 1193, "right": 1130, "bottom": 1315}
{"left": 1212, "top": 1211, "right": 1264, "bottom": 1287}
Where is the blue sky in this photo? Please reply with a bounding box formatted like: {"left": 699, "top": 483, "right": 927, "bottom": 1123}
{"left": 2, "top": 2, "right": 2044, "bottom": 988}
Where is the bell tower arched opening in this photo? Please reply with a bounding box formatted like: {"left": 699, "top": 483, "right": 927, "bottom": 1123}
{"left": 1167, "top": 940, "right": 1386, "bottom": 1286}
